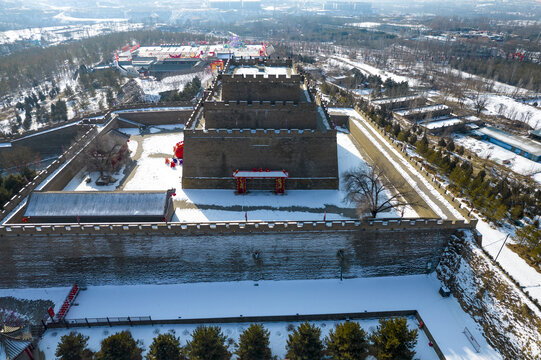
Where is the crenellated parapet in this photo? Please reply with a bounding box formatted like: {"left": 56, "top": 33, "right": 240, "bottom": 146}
{"left": 0, "top": 218, "right": 475, "bottom": 236}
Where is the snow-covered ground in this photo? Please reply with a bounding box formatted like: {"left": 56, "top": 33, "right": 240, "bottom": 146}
{"left": 332, "top": 108, "right": 463, "bottom": 220}
{"left": 1, "top": 274, "right": 499, "bottom": 359}
{"left": 0, "top": 23, "right": 143, "bottom": 46}
{"left": 454, "top": 135, "right": 541, "bottom": 182}
{"left": 476, "top": 220, "right": 541, "bottom": 304}
{"left": 115, "top": 129, "right": 417, "bottom": 221}
{"left": 63, "top": 166, "right": 126, "bottom": 191}
{"left": 329, "top": 56, "right": 422, "bottom": 87}
{"left": 233, "top": 66, "right": 290, "bottom": 77}
{"left": 479, "top": 94, "right": 541, "bottom": 130}
{"left": 134, "top": 70, "right": 214, "bottom": 102}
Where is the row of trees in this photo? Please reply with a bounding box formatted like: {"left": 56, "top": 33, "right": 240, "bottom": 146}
{"left": 357, "top": 98, "right": 540, "bottom": 224}
{"left": 56, "top": 318, "right": 418, "bottom": 360}
{"left": 159, "top": 77, "right": 202, "bottom": 102}
{"left": 513, "top": 224, "right": 541, "bottom": 267}
{"left": 0, "top": 30, "right": 217, "bottom": 97}
{"left": 0, "top": 167, "right": 35, "bottom": 209}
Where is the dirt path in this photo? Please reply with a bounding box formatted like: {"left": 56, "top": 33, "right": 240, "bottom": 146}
{"left": 349, "top": 116, "right": 458, "bottom": 219}
{"left": 351, "top": 115, "right": 458, "bottom": 219}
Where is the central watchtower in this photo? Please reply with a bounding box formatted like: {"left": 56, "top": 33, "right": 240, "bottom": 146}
{"left": 182, "top": 58, "right": 338, "bottom": 191}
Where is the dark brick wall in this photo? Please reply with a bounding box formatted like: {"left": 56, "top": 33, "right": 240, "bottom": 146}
{"left": 204, "top": 102, "right": 317, "bottom": 129}
{"left": 0, "top": 226, "right": 454, "bottom": 288}
{"left": 221, "top": 75, "right": 301, "bottom": 102}
{"left": 1, "top": 124, "right": 84, "bottom": 160}
{"left": 117, "top": 110, "right": 192, "bottom": 126}
{"left": 182, "top": 129, "right": 338, "bottom": 189}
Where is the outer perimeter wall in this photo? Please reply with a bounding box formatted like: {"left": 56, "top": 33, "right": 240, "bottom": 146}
{"left": 0, "top": 220, "right": 463, "bottom": 288}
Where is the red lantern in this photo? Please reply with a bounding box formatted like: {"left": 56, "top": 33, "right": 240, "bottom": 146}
{"left": 174, "top": 141, "right": 184, "bottom": 159}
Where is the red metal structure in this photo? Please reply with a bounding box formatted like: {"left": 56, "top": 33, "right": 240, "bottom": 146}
{"left": 54, "top": 283, "right": 80, "bottom": 322}
{"left": 233, "top": 169, "right": 289, "bottom": 194}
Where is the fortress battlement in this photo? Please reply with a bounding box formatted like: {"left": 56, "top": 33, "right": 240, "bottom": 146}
{"left": 221, "top": 74, "right": 302, "bottom": 82}
{"left": 204, "top": 100, "right": 314, "bottom": 109}
{"left": 185, "top": 128, "right": 336, "bottom": 137}
{"left": 0, "top": 218, "right": 475, "bottom": 236}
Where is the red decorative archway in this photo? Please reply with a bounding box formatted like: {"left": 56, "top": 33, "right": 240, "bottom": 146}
{"left": 233, "top": 169, "right": 289, "bottom": 194}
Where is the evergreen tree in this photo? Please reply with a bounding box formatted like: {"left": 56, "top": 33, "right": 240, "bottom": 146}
{"left": 325, "top": 321, "right": 368, "bottom": 360}
{"left": 23, "top": 110, "right": 32, "bottom": 130}
{"left": 185, "top": 325, "right": 231, "bottom": 360}
{"left": 236, "top": 324, "right": 272, "bottom": 360}
{"left": 370, "top": 317, "right": 417, "bottom": 360}
{"left": 146, "top": 333, "right": 185, "bottom": 360}
{"left": 286, "top": 322, "right": 324, "bottom": 360}
{"left": 94, "top": 331, "right": 143, "bottom": 360}
{"left": 55, "top": 332, "right": 91, "bottom": 360}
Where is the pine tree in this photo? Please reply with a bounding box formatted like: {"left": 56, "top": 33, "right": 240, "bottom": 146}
{"left": 236, "top": 324, "right": 272, "bottom": 360}
{"left": 370, "top": 317, "right": 417, "bottom": 360}
{"left": 325, "top": 321, "right": 368, "bottom": 360}
{"left": 185, "top": 326, "right": 231, "bottom": 360}
{"left": 146, "top": 333, "right": 185, "bottom": 360}
{"left": 286, "top": 322, "right": 324, "bottom": 360}
{"left": 94, "top": 331, "right": 143, "bottom": 360}
{"left": 55, "top": 332, "right": 91, "bottom": 360}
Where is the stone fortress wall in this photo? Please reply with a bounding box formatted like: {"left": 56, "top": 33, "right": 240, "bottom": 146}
{"left": 204, "top": 101, "right": 317, "bottom": 129}
{"left": 182, "top": 128, "right": 338, "bottom": 189}
{"left": 221, "top": 74, "right": 302, "bottom": 102}
{"left": 0, "top": 218, "right": 474, "bottom": 288}
{"left": 0, "top": 57, "right": 477, "bottom": 289}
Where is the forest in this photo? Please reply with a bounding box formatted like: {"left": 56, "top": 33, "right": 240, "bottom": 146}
{"left": 0, "top": 30, "right": 218, "bottom": 98}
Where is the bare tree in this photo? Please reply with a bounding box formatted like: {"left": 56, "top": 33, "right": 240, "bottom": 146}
{"left": 343, "top": 166, "right": 415, "bottom": 219}
{"left": 472, "top": 91, "right": 488, "bottom": 116}
{"left": 84, "top": 135, "right": 128, "bottom": 184}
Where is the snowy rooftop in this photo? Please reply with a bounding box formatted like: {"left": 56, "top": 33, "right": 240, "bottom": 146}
{"left": 131, "top": 44, "right": 265, "bottom": 61}
{"left": 24, "top": 191, "right": 171, "bottom": 218}
{"left": 371, "top": 94, "right": 423, "bottom": 105}
{"left": 395, "top": 104, "right": 449, "bottom": 117}
{"left": 478, "top": 126, "right": 541, "bottom": 156}
{"left": 231, "top": 65, "right": 293, "bottom": 77}
{"left": 423, "top": 118, "right": 462, "bottom": 129}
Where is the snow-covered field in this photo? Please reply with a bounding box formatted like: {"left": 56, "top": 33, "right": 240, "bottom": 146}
{"left": 0, "top": 274, "right": 499, "bottom": 359}
{"left": 0, "top": 22, "right": 143, "bottom": 46}
{"left": 454, "top": 135, "right": 541, "bottom": 181}
{"left": 480, "top": 94, "right": 541, "bottom": 130}
{"left": 134, "top": 69, "right": 214, "bottom": 102}
{"left": 329, "top": 56, "right": 422, "bottom": 87}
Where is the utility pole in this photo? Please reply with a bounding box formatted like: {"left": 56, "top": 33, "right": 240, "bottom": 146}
{"left": 494, "top": 234, "right": 509, "bottom": 262}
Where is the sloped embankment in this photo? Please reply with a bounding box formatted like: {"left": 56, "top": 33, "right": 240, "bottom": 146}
{"left": 437, "top": 232, "right": 541, "bottom": 359}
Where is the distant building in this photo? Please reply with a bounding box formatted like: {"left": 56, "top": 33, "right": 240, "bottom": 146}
{"left": 208, "top": 0, "right": 261, "bottom": 10}
{"left": 475, "top": 126, "right": 541, "bottom": 162}
{"left": 323, "top": 1, "right": 372, "bottom": 14}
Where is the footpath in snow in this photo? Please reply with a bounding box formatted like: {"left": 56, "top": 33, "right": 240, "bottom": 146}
{"left": 331, "top": 108, "right": 463, "bottom": 220}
